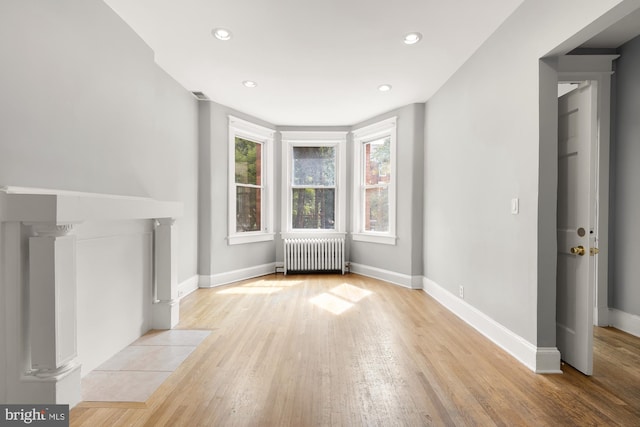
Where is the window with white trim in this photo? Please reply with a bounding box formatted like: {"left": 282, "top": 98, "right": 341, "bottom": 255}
{"left": 228, "top": 116, "right": 275, "bottom": 245}
{"left": 281, "top": 131, "right": 347, "bottom": 236}
{"left": 352, "top": 117, "right": 397, "bottom": 245}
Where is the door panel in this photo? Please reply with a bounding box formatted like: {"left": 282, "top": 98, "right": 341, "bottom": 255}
{"left": 556, "top": 83, "right": 597, "bottom": 375}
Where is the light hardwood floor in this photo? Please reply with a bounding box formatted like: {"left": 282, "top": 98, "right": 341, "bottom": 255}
{"left": 71, "top": 274, "right": 640, "bottom": 426}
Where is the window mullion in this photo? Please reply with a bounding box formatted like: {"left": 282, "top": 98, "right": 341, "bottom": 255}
{"left": 363, "top": 183, "right": 388, "bottom": 189}
{"left": 291, "top": 186, "right": 336, "bottom": 189}
{"left": 237, "top": 183, "right": 263, "bottom": 189}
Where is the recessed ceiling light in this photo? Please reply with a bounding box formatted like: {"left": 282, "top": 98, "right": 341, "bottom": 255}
{"left": 243, "top": 80, "right": 257, "bottom": 88}
{"left": 403, "top": 32, "right": 422, "bottom": 45}
{"left": 378, "top": 84, "right": 392, "bottom": 92}
{"left": 212, "top": 28, "right": 232, "bottom": 41}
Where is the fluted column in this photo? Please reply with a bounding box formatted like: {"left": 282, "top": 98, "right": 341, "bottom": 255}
{"left": 153, "top": 218, "right": 179, "bottom": 329}
{"left": 25, "top": 221, "right": 82, "bottom": 406}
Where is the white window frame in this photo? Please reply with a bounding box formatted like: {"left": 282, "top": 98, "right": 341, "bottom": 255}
{"left": 281, "top": 131, "right": 347, "bottom": 238}
{"left": 228, "top": 115, "right": 275, "bottom": 245}
{"left": 352, "top": 117, "right": 397, "bottom": 245}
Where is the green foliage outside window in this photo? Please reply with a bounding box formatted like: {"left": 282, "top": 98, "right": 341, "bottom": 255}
{"left": 235, "top": 137, "right": 261, "bottom": 185}
{"left": 235, "top": 137, "right": 262, "bottom": 232}
{"left": 292, "top": 146, "right": 336, "bottom": 229}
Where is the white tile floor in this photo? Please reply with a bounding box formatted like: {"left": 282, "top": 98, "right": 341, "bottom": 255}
{"left": 81, "top": 329, "right": 210, "bottom": 402}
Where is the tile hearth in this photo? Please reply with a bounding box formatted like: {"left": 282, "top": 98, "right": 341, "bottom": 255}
{"left": 81, "top": 329, "right": 210, "bottom": 403}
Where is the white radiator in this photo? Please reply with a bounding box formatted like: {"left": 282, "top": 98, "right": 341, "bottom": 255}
{"left": 284, "top": 238, "right": 345, "bottom": 275}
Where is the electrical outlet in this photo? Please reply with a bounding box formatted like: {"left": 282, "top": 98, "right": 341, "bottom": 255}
{"left": 459, "top": 285, "right": 464, "bottom": 299}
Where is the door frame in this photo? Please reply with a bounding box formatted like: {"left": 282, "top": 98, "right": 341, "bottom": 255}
{"left": 555, "top": 55, "right": 618, "bottom": 328}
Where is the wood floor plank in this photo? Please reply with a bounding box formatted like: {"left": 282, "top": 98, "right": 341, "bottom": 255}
{"left": 70, "top": 274, "right": 640, "bottom": 426}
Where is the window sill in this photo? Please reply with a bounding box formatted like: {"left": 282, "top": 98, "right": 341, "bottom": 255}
{"left": 281, "top": 231, "right": 346, "bottom": 239}
{"left": 351, "top": 233, "right": 397, "bottom": 245}
{"left": 227, "top": 232, "right": 275, "bottom": 245}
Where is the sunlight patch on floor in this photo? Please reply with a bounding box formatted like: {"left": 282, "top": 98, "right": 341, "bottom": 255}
{"left": 310, "top": 293, "right": 353, "bottom": 315}
{"left": 330, "top": 283, "right": 373, "bottom": 303}
{"left": 242, "top": 279, "right": 303, "bottom": 288}
{"left": 310, "top": 282, "right": 374, "bottom": 315}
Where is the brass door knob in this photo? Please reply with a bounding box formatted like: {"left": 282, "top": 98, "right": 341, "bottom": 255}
{"left": 570, "top": 245, "right": 586, "bottom": 256}
{"left": 590, "top": 247, "right": 600, "bottom": 256}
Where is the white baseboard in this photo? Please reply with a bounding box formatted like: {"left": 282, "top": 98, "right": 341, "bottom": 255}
{"left": 535, "top": 347, "right": 563, "bottom": 374}
{"left": 609, "top": 308, "right": 640, "bottom": 338}
{"left": 199, "top": 263, "right": 276, "bottom": 288}
{"left": 422, "top": 277, "right": 562, "bottom": 374}
{"left": 350, "top": 263, "right": 422, "bottom": 289}
{"left": 178, "top": 275, "right": 199, "bottom": 299}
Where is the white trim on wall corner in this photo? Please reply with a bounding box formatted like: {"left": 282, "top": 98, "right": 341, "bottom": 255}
{"left": 595, "top": 306, "right": 610, "bottom": 327}
{"left": 350, "top": 263, "right": 422, "bottom": 289}
{"left": 199, "top": 263, "right": 276, "bottom": 288}
{"left": 422, "top": 277, "right": 562, "bottom": 374}
{"left": 198, "top": 275, "right": 215, "bottom": 288}
{"left": 609, "top": 308, "right": 640, "bottom": 338}
{"left": 535, "top": 348, "right": 562, "bottom": 374}
{"left": 178, "top": 275, "right": 199, "bottom": 299}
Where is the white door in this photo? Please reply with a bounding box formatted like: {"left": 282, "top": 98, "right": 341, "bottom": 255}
{"left": 556, "top": 82, "right": 598, "bottom": 375}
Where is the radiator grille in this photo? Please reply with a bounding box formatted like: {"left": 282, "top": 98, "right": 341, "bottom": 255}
{"left": 284, "top": 238, "right": 345, "bottom": 275}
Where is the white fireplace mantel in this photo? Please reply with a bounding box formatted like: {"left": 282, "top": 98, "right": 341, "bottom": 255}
{"left": 0, "top": 186, "right": 183, "bottom": 408}
{"left": 0, "top": 186, "right": 183, "bottom": 223}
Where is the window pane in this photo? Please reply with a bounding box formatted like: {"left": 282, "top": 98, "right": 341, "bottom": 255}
{"left": 365, "top": 187, "right": 388, "bottom": 232}
{"left": 236, "top": 186, "right": 261, "bottom": 232}
{"left": 364, "top": 138, "right": 390, "bottom": 185}
{"left": 235, "top": 137, "right": 262, "bottom": 185}
{"left": 293, "top": 146, "right": 335, "bottom": 186}
{"left": 291, "top": 188, "right": 335, "bottom": 229}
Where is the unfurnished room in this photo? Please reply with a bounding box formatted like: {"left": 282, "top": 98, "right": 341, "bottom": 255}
{"left": 1, "top": 0, "right": 640, "bottom": 425}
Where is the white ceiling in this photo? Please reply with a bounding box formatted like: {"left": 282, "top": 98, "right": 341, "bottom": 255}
{"left": 103, "top": 0, "right": 523, "bottom": 126}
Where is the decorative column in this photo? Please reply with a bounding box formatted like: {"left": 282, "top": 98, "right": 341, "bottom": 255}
{"left": 153, "top": 218, "right": 179, "bottom": 329}
{"left": 26, "top": 222, "right": 81, "bottom": 406}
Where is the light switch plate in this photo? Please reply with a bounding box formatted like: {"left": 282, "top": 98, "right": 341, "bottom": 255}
{"left": 511, "top": 198, "right": 519, "bottom": 215}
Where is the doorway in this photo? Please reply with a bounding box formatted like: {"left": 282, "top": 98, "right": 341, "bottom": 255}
{"left": 553, "top": 55, "right": 617, "bottom": 375}
{"left": 556, "top": 80, "right": 598, "bottom": 375}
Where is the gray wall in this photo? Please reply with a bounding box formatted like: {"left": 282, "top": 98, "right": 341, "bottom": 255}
{"left": 198, "top": 102, "right": 276, "bottom": 275}
{"left": 350, "top": 104, "right": 425, "bottom": 277}
{"left": 423, "top": 0, "right": 638, "bottom": 345}
{"left": 0, "top": 0, "right": 199, "bottom": 283}
{"left": 611, "top": 35, "right": 640, "bottom": 316}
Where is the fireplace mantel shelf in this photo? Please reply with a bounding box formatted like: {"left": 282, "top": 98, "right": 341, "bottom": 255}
{"left": 0, "top": 186, "right": 183, "bottom": 223}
